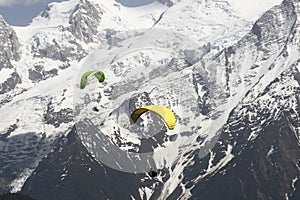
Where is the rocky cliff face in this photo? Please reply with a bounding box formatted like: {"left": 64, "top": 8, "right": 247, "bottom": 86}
{"left": 67, "top": 0, "right": 104, "bottom": 43}
{"left": 0, "top": 16, "right": 21, "bottom": 96}
{"left": 167, "top": 0, "right": 300, "bottom": 199}
{"left": 0, "top": 16, "right": 19, "bottom": 60}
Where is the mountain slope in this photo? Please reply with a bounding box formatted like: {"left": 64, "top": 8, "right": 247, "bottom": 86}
{"left": 0, "top": 0, "right": 167, "bottom": 193}
{"left": 0, "top": 0, "right": 299, "bottom": 199}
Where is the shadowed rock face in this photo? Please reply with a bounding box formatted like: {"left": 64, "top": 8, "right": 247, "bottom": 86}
{"left": 0, "top": 16, "right": 21, "bottom": 95}
{"left": 30, "top": 34, "right": 87, "bottom": 63}
{"left": 0, "top": 193, "right": 34, "bottom": 200}
{"left": 168, "top": 0, "right": 300, "bottom": 199}
{"left": 21, "top": 127, "right": 144, "bottom": 200}
{"left": 170, "top": 68, "right": 300, "bottom": 200}
{"left": 28, "top": 65, "right": 58, "bottom": 83}
{"left": 0, "top": 72, "right": 21, "bottom": 95}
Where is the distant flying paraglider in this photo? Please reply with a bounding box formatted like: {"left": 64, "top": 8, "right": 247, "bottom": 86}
{"left": 130, "top": 105, "right": 176, "bottom": 130}
{"left": 148, "top": 170, "right": 158, "bottom": 178}
{"left": 80, "top": 70, "right": 105, "bottom": 89}
{"left": 92, "top": 107, "right": 100, "bottom": 112}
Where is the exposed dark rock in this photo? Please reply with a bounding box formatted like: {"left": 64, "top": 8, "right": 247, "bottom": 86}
{"left": 67, "top": 0, "right": 103, "bottom": 43}
{"left": 0, "top": 122, "right": 18, "bottom": 141}
{"left": 0, "top": 193, "right": 34, "bottom": 200}
{"left": 44, "top": 101, "right": 73, "bottom": 128}
{"left": 21, "top": 127, "right": 144, "bottom": 200}
{"left": 28, "top": 65, "right": 58, "bottom": 83}
{"left": 0, "top": 132, "right": 52, "bottom": 193}
{"left": 0, "top": 72, "right": 22, "bottom": 95}
{"left": 31, "top": 37, "right": 86, "bottom": 62}
{"left": 0, "top": 15, "right": 21, "bottom": 95}
{"left": 0, "top": 15, "right": 20, "bottom": 61}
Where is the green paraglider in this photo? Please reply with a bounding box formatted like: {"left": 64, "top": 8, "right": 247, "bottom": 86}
{"left": 80, "top": 70, "right": 105, "bottom": 89}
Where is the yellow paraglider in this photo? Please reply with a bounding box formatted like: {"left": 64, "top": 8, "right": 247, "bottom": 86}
{"left": 130, "top": 105, "right": 176, "bottom": 130}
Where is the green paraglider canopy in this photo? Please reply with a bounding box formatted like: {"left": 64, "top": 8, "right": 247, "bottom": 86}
{"left": 80, "top": 70, "right": 105, "bottom": 89}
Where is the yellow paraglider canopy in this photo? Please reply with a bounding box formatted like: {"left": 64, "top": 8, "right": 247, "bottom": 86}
{"left": 130, "top": 105, "right": 176, "bottom": 130}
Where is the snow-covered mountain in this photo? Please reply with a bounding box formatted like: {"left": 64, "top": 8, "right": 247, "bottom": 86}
{"left": 0, "top": 0, "right": 299, "bottom": 199}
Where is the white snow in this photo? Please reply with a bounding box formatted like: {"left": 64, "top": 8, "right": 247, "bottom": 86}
{"left": 9, "top": 168, "right": 33, "bottom": 193}
{"left": 292, "top": 177, "right": 299, "bottom": 194}
{"left": 228, "top": 0, "right": 283, "bottom": 20}
{"left": 0, "top": 68, "right": 14, "bottom": 84}
{"left": 267, "top": 145, "right": 275, "bottom": 157}
{"left": 206, "top": 145, "right": 234, "bottom": 175}
{"left": 92, "top": 0, "right": 168, "bottom": 30}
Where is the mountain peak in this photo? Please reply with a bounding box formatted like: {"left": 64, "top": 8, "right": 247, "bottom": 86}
{"left": 0, "top": 15, "right": 20, "bottom": 61}
{"left": 67, "top": 0, "right": 103, "bottom": 43}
